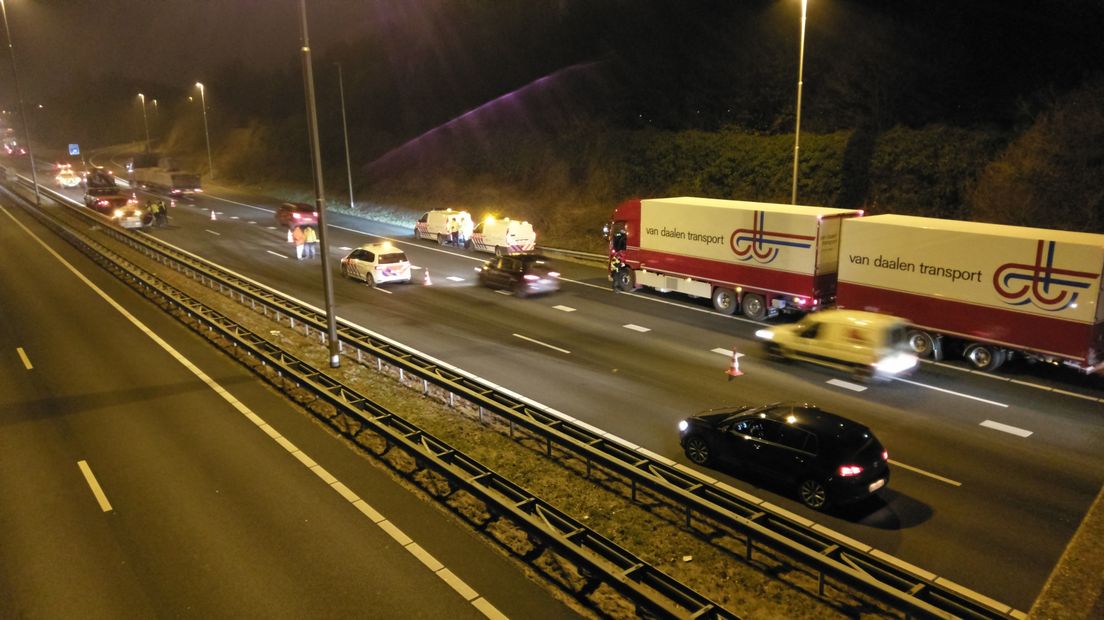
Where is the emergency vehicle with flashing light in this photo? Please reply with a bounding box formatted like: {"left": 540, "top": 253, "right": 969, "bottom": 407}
{"left": 340, "top": 243, "right": 412, "bottom": 286}
{"left": 467, "top": 216, "right": 536, "bottom": 255}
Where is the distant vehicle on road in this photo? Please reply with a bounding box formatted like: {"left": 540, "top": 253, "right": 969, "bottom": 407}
{"left": 275, "top": 202, "right": 318, "bottom": 228}
{"left": 415, "top": 208, "right": 472, "bottom": 246}
{"left": 340, "top": 243, "right": 412, "bottom": 286}
{"left": 2, "top": 139, "right": 26, "bottom": 157}
{"left": 475, "top": 253, "right": 559, "bottom": 297}
{"left": 110, "top": 199, "right": 152, "bottom": 229}
{"left": 755, "top": 309, "right": 917, "bottom": 380}
{"left": 54, "top": 163, "right": 81, "bottom": 188}
{"left": 132, "top": 166, "right": 202, "bottom": 198}
{"left": 678, "top": 402, "right": 890, "bottom": 510}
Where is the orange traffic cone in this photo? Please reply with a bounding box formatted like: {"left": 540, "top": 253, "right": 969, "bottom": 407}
{"left": 725, "top": 346, "right": 743, "bottom": 380}
{"left": 210, "top": 208, "right": 217, "bottom": 221}
{"left": 423, "top": 269, "right": 433, "bottom": 286}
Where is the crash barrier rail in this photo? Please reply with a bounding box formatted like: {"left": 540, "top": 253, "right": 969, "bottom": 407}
{"left": 536, "top": 246, "right": 606, "bottom": 263}
{"left": 1, "top": 180, "right": 737, "bottom": 620}
{"left": 12, "top": 173, "right": 1025, "bottom": 619}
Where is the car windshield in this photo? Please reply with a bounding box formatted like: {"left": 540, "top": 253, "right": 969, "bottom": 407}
{"left": 378, "top": 252, "right": 407, "bottom": 264}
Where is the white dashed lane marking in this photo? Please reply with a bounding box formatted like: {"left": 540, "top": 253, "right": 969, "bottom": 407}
{"left": 980, "top": 420, "right": 1033, "bottom": 438}
{"left": 513, "top": 333, "right": 570, "bottom": 354}
{"left": 711, "top": 347, "right": 745, "bottom": 358}
{"left": 889, "top": 459, "right": 962, "bottom": 487}
{"left": 16, "top": 347, "right": 32, "bottom": 370}
{"left": 266, "top": 250, "right": 289, "bottom": 259}
{"left": 205, "top": 229, "right": 221, "bottom": 236}
{"left": 553, "top": 305, "right": 575, "bottom": 312}
{"left": 827, "top": 378, "right": 867, "bottom": 392}
{"left": 622, "top": 324, "right": 650, "bottom": 333}
{"left": 446, "top": 276, "right": 464, "bottom": 282}
{"left": 77, "top": 460, "right": 113, "bottom": 512}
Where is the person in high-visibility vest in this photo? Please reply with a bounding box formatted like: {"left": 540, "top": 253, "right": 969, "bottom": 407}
{"left": 292, "top": 225, "right": 306, "bottom": 260}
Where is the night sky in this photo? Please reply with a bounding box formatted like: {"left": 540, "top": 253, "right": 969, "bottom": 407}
{"left": 2, "top": 1, "right": 1102, "bottom": 144}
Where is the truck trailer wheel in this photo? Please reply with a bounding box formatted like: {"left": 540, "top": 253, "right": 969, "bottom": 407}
{"left": 964, "top": 344, "right": 1006, "bottom": 371}
{"left": 612, "top": 268, "right": 635, "bottom": 292}
{"left": 711, "top": 288, "right": 738, "bottom": 315}
{"left": 740, "top": 293, "right": 767, "bottom": 321}
{"left": 907, "top": 330, "right": 943, "bottom": 361}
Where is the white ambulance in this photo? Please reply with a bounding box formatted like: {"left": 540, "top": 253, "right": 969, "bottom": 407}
{"left": 467, "top": 217, "right": 537, "bottom": 255}
{"left": 414, "top": 209, "right": 473, "bottom": 246}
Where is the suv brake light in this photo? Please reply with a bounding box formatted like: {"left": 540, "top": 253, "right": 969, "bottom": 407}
{"left": 882, "top": 450, "right": 889, "bottom": 461}
{"left": 838, "top": 465, "right": 863, "bottom": 477}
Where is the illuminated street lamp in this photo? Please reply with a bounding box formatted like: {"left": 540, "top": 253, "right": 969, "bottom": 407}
{"left": 791, "top": 0, "right": 808, "bottom": 205}
{"left": 137, "top": 93, "right": 151, "bottom": 152}
{"left": 195, "top": 82, "right": 214, "bottom": 179}
{"left": 0, "top": 0, "right": 40, "bottom": 203}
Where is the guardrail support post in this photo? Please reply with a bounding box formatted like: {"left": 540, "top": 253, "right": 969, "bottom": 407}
{"left": 818, "top": 571, "right": 825, "bottom": 596}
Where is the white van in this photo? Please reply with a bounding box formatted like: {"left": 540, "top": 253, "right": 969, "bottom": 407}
{"left": 755, "top": 309, "right": 918, "bottom": 380}
{"left": 467, "top": 217, "right": 537, "bottom": 255}
{"left": 414, "top": 209, "right": 473, "bottom": 246}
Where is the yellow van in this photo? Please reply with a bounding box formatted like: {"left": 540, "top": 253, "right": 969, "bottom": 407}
{"left": 755, "top": 309, "right": 917, "bottom": 379}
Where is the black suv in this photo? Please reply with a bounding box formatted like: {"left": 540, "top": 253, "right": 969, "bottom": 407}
{"left": 678, "top": 403, "right": 889, "bottom": 510}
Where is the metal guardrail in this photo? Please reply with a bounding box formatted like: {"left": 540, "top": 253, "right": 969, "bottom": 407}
{"left": 11, "top": 172, "right": 1026, "bottom": 619}
{"left": 3, "top": 179, "right": 737, "bottom": 620}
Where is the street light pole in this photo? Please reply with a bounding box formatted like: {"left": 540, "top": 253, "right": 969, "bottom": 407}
{"left": 790, "top": 0, "right": 808, "bottom": 205}
{"left": 0, "top": 0, "right": 39, "bottom": 204}
{"left": 137, "top": 93, "right": 151, "bottom": 153}
{"left": 298, "top": 0, "right": 340, "bottom": 368}
{"left": 336, "top": 62, "right": 355, "bottom": 210}
{"left": 195, "top": 82, "right": 214, "bottom": 179}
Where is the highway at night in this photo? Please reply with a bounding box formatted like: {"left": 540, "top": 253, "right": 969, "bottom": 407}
{"left": 12, "top": 156, "right": 1100, "bottom": 612}
{"left": 0, "top": 189, "right": 572, "bottom": 618}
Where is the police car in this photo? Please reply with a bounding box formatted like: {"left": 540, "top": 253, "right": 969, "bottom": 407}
{"left": 54, "top": 163, "right": 81, "bottom": 188}
{"left": 340, "top": 242, "right": 412, "bottom": 286}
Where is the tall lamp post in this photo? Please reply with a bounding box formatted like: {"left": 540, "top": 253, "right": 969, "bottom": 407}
{"left": 298, "top": 0, "right": 340, "bottom": 368}
{"left": 336, "top": 62, "right": 355, "bottom": 210}
{"left": 790, "top": 0, "right": 808, "bottom": 205}
{"left": 137, "top": 93, "right": 151, "bottom": 153}
{"left": 0, "top": 0, "right": 39, "bottom": 203}
{"left": 195, "top": 82, "right": 214, "bottom": 179}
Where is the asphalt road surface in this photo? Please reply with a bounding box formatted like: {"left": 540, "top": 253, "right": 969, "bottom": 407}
{"left": 0, "top": 192, "right": 576, "bottom": 618}
{"left": 17, "top": 155, "right": 1104, "bottom": 611}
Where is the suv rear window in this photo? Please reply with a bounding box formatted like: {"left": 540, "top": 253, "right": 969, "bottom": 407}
{"left": 378, "top": 252, "right": 407, "bottom": 264}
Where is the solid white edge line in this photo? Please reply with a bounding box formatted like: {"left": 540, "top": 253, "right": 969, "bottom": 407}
{"left": 2, "top": 203, "right": 502, "bottom": 615}
{"left": 16, "top": 346, "right": 32, "bottom": 369}
{"left": 892, "top": 376, "right": 1009, "bottom": 407}
{"left": 512, "top": 333, "right": 570, "bottom": 354}
{"left": 77, "top": 460, "right": 113, "bottom": 512}
{"left": 888, "top": 459, "right": 962, "bottom": 487}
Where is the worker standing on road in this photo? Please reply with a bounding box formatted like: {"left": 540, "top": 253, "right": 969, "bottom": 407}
{"left": 304, "top": 226, "right": 318, "bottom": 259}
{"left": 292, "top": 225, "right": 306, "bottom": 260}
{"left": 448, "top": 218, "right": 460, "bottom": 246}
{"left": 156, "top": 199, "right": 168, "bottom": 226}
